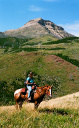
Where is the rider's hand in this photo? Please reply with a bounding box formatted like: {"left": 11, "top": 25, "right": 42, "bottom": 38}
{"left": 34, "top": 83, "right": 36, "bottom": 86}
{"left": 32, "top": 85, "right": 35, "bottom": 90}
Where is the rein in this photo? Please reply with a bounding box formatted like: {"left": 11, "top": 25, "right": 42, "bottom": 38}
{"left": 47, "top": 91, "right": 49, "bottom": 96}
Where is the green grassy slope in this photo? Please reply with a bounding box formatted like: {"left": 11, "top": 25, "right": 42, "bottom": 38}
{"left": 0, "top": 36, "right": 79, "bottom": 105}
{"left": 0, "top": 35, "right": 57, "bottom": 48}
{"left": 0, "top": 107, "right": 79, "bottom": 128}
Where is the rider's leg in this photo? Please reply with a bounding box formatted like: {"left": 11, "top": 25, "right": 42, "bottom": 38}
{"left": 27, "top": 85, "right": 32, "bottom": 100}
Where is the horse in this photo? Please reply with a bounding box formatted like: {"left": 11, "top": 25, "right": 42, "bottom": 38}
{"left": 14, "top": 85, "right": 52, "bottom": 110}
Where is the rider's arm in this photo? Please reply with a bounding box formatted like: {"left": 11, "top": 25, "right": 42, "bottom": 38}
{"left": 26, "top": 80, "right": 33, "bottom": 85}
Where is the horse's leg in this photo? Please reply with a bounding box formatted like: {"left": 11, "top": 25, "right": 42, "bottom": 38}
{"left": 19, "top": 101, "right": 23, "bottom": 110}
{"left": 15, "top": 101, "right": 18, "bottom": 109}
{"left": 34, "top": 101, "right": 39, "bottom": 110}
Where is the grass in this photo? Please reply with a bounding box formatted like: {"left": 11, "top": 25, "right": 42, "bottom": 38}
{"left": 42, "top": 37, "right": 79, "bottom": 45}
{"left": 0, "top": 106, "right": 79, "bottom": 128}
{"left": 0, "top": 91, "right": 79, "bottom": 127}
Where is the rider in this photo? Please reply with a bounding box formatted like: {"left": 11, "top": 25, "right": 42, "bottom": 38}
{"left": 25, "top": 72, "right": 35, "bottom": 101}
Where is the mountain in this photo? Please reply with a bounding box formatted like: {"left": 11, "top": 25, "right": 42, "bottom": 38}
{"left": 0, "top": 32, "right": 5, "bottom": 38}
{"left": 3, "top": 18, "right": 74, "bottom": 39}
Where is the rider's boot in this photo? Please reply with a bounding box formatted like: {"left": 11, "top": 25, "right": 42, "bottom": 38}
{"left": 28, "top": 97, "right": 31, "bottom": 101}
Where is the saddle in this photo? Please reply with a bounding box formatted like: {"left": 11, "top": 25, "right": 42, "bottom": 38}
{"left": 21, "top": 88, "right": 27, "bottom": 95}
{"left": 21, "top": 87, "right": 36, "bottom": 95}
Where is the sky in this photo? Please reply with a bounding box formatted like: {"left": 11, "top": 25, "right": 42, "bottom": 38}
{"left": 0, "top": 0, "right": 79, "bottom": 36}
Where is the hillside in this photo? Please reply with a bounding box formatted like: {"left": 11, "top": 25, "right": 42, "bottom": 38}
{"left": 3, "top": 18, "right": 74, "bottom": 39}
{"left": 0, "top": 53, "right": 79, "bottom": 105}
{"left": 0, "top": 35, "right": 57, "bottom": 48}
{"left": 0, "top": 36, "right": 79, "bottom": 106}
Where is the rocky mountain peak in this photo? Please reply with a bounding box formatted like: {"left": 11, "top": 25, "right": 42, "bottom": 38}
{"left": 23, "top": 17, "right": 43, "bottom": 27}
{"left": 3, "top": 18, "right": 74, "bottom": 39}
{"left": 24, "top": 18, "right": 64, "bottom": 31}
{"left": 25, "top": 17, "right": 42, "bottom": 24}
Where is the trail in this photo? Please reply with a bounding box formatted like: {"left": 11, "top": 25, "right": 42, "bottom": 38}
{"left": 0, "top": 92, "right": 79, "bottom": 113}
{"left": 40, "top": 91, "right": 79, "bottom": 110}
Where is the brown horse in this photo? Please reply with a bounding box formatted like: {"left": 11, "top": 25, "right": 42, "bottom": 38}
{"left": 14, "top": 85, "right": 52, "bottom": 109}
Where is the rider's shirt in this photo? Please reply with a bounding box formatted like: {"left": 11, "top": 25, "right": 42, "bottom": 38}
{"left": 26, "top": 77, "right": 34, "bottom": 86}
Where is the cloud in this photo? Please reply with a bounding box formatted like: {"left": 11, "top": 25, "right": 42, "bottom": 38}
{"left": 29, "top": 5, "right": 43, "bottom": 12}
{"left": 59, "top": 22, "right": 79, "bottom": 37}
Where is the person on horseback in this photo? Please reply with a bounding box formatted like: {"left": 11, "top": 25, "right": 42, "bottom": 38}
{"left": 25, "top": 72, "right": 36, "bottom": 101}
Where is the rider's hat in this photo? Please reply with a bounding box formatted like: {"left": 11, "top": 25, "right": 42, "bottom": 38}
{"left": 29, "top": 72, "right": 33, "bottom": 75}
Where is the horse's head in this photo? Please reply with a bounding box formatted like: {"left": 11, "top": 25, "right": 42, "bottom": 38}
{"left": 45, "top": 85, "right": 52, "bottom": 98}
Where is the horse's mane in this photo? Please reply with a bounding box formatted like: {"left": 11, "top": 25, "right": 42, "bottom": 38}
{"left": 37, "top": 85, "right": 48, "bottom": 91}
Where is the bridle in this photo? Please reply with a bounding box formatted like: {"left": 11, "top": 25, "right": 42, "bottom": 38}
{"left": 46, "top": 87, "right": 52, "bottom": 97}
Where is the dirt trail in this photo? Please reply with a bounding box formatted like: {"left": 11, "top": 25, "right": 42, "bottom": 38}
{"left": 0, "top": 92, "right": 79, "bottom": 112}
{"left": 39, "top": 91, "right": 79, "bottom": 109}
